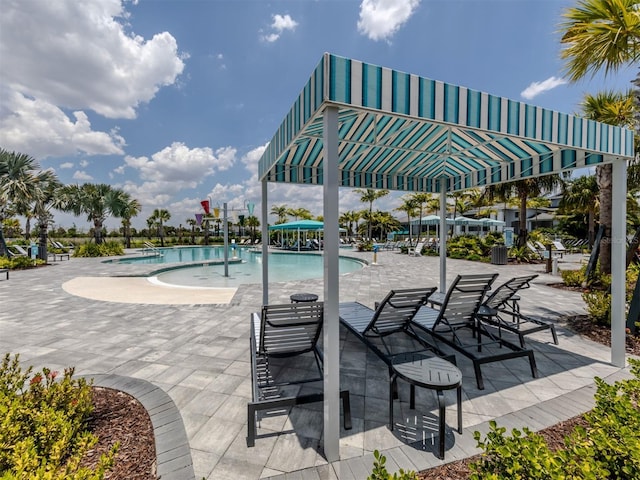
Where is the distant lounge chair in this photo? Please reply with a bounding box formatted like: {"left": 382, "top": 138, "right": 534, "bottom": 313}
{"left": 408, "top": 242, "right": 426, "bottom": 257}
{"left": 9, "top": 245, "right": 29, "bottom": 257}
{"left": 480, "top": 274, "right": 558, "bottom": 347}
{"left": 247, "top": 302, "right": 352, "bottom": 447}
{"left": 412, "top": 273, "right": 538, "bottom": 390}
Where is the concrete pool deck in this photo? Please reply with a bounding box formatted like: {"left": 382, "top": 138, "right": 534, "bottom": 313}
{"left": 0, "top": 247, "right": 635, "bottom": 479}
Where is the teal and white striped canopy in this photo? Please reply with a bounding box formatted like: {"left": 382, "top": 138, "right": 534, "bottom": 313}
{"left": 259, "top": 53, "right": 634, "bottom": 192}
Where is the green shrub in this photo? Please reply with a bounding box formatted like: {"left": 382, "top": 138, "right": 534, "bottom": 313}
{"left": 368, "top": 450, "right": 418, "bottom": 480}
{"left": 73, "top": 241, "right": 124, "bottom": 257}
{"left": 0, "top": 353, "right": 117, "bottom": 479}
{"left": 470, "top": 358, "right": 640, "bottom": 479}
{"left": 0, "top": 256, "right": 45, "bottom": 270}
{"left": 561, "top": 265, "right": 587, "bottom": 287}
{"left": 583, "top": 290, "right": 611, "bottom": 326}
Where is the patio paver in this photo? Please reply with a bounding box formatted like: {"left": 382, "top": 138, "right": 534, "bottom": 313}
{"left": 0, "top": 248, "right": 634, "bottom": 479}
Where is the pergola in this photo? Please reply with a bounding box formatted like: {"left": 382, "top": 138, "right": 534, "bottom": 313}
{"left": 257, "top": 53, "right": 634, "bottom": 461}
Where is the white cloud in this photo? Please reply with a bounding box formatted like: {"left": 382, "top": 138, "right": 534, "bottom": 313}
{"left": 0, "top": 90, "right": 125, "bottom": 159}
{"left": 261, "top": 14, "right": 298, "bottom": 42}
{"left": 521, "top": 76, "right": 568, "bottom": 100}
{"left": 79, "top": 159, "right": 89, "bottom": 168}
{"left": 0, "top": 0, "right": 185, "bottom": 119}
{"left": 113, "top": 165, "right": 126, "bottom": 174}
{"left": 73, "top": 170, "right": 93, "bottom": 181}
{"left": 357, "top": 0, "right": 421, "bottom": 42}
{"left": 59, "top": 162, "right": 74, "bottom": 169}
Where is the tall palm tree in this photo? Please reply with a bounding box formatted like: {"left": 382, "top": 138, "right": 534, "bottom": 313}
{"left": 149, "top": 208, "right": 171, "bottom": 247}
{"left": 118, "top": 195, "right": 142, "bottom": 248}
{"left": 411, "top": 193, "right": 434, "bottom": 243}
{"left": 57, "top": 183, "right": 122, "bottom": 244}
{"left": 32, "top": 170, "right": 62, "bottom": 260}
{"left": 395, "top": 196, "right": 419, "bottom": 243}
{"left": 186, "top": 218, "right": 197, "bottom": 244}
{"left": 270, "top": 205, "right": 288, "bottom": 224}
{"left": 560, "top": 175, "right": 600, "bottom": 246}
{"left": 560, "top": 0, "right": 640, "bottom": 274}
{"left": 355, "top": 188, "right": 389, "bottom": 240}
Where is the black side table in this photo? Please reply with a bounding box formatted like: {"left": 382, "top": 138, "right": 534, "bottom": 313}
{"left": 390, "top": 353, "right": 463, "bottom": 459}
{"left": 290, "top": 293, "right": 319, "bottom": 303}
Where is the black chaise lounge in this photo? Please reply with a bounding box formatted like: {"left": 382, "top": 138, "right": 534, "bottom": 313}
{"left": 412, "top": 274, "right": 539, "bottom": 390}
{"left": 480, "top": 274, "right": 559, "bottom": 347}
{"left": 247, "top": 302, "right": 352, "bottom": 447}
{"left": 338, "top": 287, "right": 451, "bottom": 367}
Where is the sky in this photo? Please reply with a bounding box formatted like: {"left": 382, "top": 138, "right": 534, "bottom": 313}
{"left": 0, "top": 0, "right": 636, "bottom": 232}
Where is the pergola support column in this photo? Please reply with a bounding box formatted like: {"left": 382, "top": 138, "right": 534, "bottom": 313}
{"left": 261, "top": 179, "right": 269, "bottom": 306}
{"left": 439, "top": 178, "right": 447, "bottom": 293}
{"left": 611, "top": 158, "right": 627, "bottom": 367}
{"left": 322, "top": 105, "right": 340, "bottom": 462}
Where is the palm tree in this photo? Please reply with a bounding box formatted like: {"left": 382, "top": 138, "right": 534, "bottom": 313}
{"left": 339, "top": 210, "right": 359, "bottom": 238}
{"left": 287, "top": 207, "right": 312, "bottom": 221}
{"left": 270, "top": 205, "right": 288, "bottom": 224}
{"left": 371, "top": 211, "right": 401, "bottom": 240}
{"left": 186, "top": 218, "right": 197, "bottom": 244}
{"left": 560, "top": 0, "right": 640, "bottom": 274}
{"left": 560, "top": 175, "right": 600, "bottom": 246}
{"left": 559, "top": 0, "right": 639, "bottom": 82}
{"left": 118, "top": 195, "right": 142, "bottom": 248}
{"left": 246, "top": 215, "right": 260, "bottom": 242}
{"left": 488, "top": 176, "right": 564, "bottom": 247}
{"left": 57, "top": 183, "right": 124, "bottom": 244}
{"left": 355, "top": 188, "right": 389, "bottom": 240}
{"left": 0, "top": 149, "right": 61, "bottom": 257}
{"left": 149, "top": 208, "right": 171, "bottom": 247}
{"left": 581, "top": 90, "right": 636, "bottom": 272}
{"left": 395, "top": 196, "right": 419, "bottom": 243}
{"left": 411, "top": 193, "right": 434, "bottom": 243}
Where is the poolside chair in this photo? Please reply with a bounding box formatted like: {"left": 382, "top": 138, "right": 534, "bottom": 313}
{"left": 480, "top": 274, "right": 558, "bottom": 347}
{"left": 551, "top": 241, "right": 566, "bottom": 258}
{"left": 412, "top": 274, "right": 538, "bottom": 390}
{"left": 408, "top": 242, "right": 426, "bottom": 257}
{"left": 339, "top": 287, "right": 451, "bottom": 366}
{"left": 247, "top": 302, "right": 352, "bottom": 447}
{"left": 9, "top": 245, "right": 29, "bottom": 257}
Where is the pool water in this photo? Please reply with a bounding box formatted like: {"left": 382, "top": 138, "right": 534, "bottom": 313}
{"left": 115, "top": 246, "right": 365, "bottom": 288}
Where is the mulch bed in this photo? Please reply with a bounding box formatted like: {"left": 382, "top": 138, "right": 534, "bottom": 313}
{"left": 81, "top": 387, "right": 157, "bottom": 480}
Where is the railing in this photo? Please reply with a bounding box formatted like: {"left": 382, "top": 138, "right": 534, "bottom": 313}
{"left": 141, "top": 241, "right": 162, "bottom": 256}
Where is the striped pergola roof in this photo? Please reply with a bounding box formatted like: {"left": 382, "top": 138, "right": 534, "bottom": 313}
{"left": 259, "top": 53, "right": 634, "bottom": 190}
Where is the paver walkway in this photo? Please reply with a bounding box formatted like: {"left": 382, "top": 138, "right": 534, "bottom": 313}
{"left": 0, "top": 248, "right": 633, "bottom": 479}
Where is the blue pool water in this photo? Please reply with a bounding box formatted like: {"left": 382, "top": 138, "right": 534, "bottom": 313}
{"left": 113, "top": 246, "right": 365, "bottom": 288}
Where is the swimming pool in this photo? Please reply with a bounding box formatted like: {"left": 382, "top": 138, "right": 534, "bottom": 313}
{"left": 111, "top": 246, "right": 366, "bottom": 288}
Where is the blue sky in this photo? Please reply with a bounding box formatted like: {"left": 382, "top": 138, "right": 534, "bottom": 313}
{"left": 0, "top": 0, "right": 635, "bottom": 231}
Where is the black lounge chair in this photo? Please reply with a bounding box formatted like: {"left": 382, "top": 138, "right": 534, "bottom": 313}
{"left": 339, "top": 287, "right": 451, "bottom": 366}
{"left": 412, "top": 274, "right": 538, "bottom": 390}
{"left": 247, "top": 302, "right": 352, "bottom": 447}
{"left": 479, "top": 274, "right": 559, "bottom": 348}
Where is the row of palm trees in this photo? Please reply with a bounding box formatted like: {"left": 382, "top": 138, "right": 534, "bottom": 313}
{"left": 0, "top": 149, "right": 143, "bottom": 257}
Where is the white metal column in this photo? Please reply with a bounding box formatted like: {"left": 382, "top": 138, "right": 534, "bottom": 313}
{"left": 439, "top": 178, "right": 447, "bottom": 293}
{"left": 611, "top": 159, "right": 627, "bottom": 367}
{"left": 323, "top": 105, "right": 340, "bottom": 462}
{"left": 261, "top": 180, "right": 269, "bottom": 306}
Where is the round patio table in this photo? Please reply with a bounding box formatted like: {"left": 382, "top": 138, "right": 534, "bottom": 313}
{"left": 290, "top": 293, "right": 319, "bottom": 303}
{"left": 390, "top": 353, "right": 462, "bottom": 459}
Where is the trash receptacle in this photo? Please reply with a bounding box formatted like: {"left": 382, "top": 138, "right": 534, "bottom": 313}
{"left": 490, "top": 244, "right": 507, "bottom": 265}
